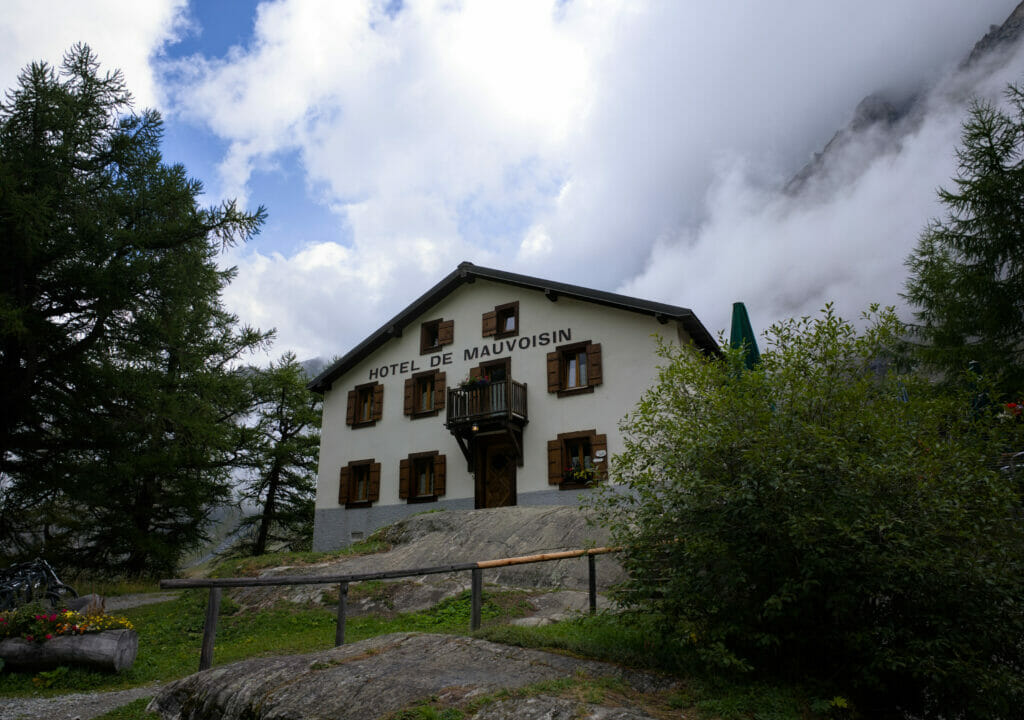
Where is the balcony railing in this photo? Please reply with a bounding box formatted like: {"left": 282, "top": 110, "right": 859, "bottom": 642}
{"left": 446, "top": 379, "right": 528, "bottom": 429}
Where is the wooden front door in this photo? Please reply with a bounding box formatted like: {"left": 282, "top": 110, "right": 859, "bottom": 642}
{"left": 476, "top": 439, "right": 517, "bottom": 509}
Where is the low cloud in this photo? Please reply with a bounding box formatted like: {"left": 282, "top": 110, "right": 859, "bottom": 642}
{"left": 4, "top": 0, "right": 1021, "bottom": 363}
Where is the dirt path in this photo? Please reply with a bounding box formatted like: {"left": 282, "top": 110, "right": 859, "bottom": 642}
{"left": 0, "top": 684, "right": 161, "bottom": 720}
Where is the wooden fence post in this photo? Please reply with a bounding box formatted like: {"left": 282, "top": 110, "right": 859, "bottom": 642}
{"left": 588, "top": 553, "right": 597, "bottom": 614}
{"left": 470, "top": 568, "right": 482, "bottom": 631}
{"left": 199, "top": 587, "right": 221, "bottom": 671}
{"left": 335, "top": 582, "right": 348, "bottom": 646}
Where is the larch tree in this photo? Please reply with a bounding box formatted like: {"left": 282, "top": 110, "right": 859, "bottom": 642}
{"left": 0, "top": 45, "right": 272, "bottom": 574}
{"left": 903, "top": 83, "right": 1024, "bottom": 398}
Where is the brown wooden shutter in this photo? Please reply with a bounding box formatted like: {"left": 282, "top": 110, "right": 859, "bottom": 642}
{"left": 433, "top": 454, "right": 446, "bottom": 496}
{"left": 482, "top": 310, "right": 497, "bottom": 337}
{"left": 403, "top": 377, "right": 414, "bottom": 416}
{"left": 399, "top": 458, "right": 410, "bottom": 499}
{"left": 587, "top": 343, "right": 603, "bottom": 386}
{"left": 346, "top": 390, "right": 356, "bottom": 426}
{"left": 369, "top": 462, "right": 381, "bottom": 501}
{"left": 438, "top": 319, "right": 454, "bottom": 346}
{"left": 338, "top": 465, "right": 350, "bottom": 504}
{"left": 469, "top": 365, "right": 481, "bottom": 381}
{"left": 372, "top": 383, "right": 384, "bottom": 420}
{"left": 547, "top": 439, "right": 563, "bottom": 485}
{"left": 436, "top": 372, "right": 446, "bottom": 410}
{"left": 546, "top": 352, "right": 560, "bottom": 393}
{"left": 592, "top": 433, "right": 608, "bottom": 480}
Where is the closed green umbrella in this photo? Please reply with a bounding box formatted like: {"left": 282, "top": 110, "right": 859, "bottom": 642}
{"left": 729, "top": 301, "right": 761, "bottom": 370}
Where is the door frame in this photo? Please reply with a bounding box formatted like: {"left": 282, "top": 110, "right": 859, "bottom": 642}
{"left": 474, "top": 435, "right": 518, "bottom": 509}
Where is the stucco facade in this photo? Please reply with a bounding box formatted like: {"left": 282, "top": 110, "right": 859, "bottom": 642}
{"left": 309, "top": 263, "right": 717, "bottom": 551}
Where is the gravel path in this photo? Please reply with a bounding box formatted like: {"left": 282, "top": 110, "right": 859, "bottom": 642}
{"left": 0, "top": 684, "right": 162, "bottom": 720}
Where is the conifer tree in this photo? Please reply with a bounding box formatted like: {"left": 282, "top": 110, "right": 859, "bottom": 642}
{"left": 237, "top": 353, "right": 322, "bottom": 556}
{"left": 0, "top": 45, "right": 271, "bottom": 573}
{"left": 904, "top": 83, "right": 1024, "bottom": 397}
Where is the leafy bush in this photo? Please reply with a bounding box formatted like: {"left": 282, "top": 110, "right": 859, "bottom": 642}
{"left": 594, "top": 306, "right": 1024, "bottom": 718}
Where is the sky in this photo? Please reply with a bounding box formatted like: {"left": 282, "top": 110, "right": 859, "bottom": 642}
{"left": 3, "top": 0, "right": 1023, "bottom": 364}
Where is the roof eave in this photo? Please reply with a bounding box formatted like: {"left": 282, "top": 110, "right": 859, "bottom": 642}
{"left": 307, "top": 262, "right": 721, "bottom": 394}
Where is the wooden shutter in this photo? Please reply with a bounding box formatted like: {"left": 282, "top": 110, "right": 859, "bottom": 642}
{"left": 338, "top": 466, "right": 350, "bottom": 504}
{"left": 436, "top": 372, "right": 446, "bottom": 410}
{"left": 346, "top": 390, "right": 356, "bottom": 426}
{"left": 433, "top": 454, "right": 446, "bottom": 496}
{"left": 369, "top": 463, "right": 381, "bottom": 501}
{"left": 482, "top": 310, "right": 497, "bottom": 337}
{"left": 587, "top": 343, "right": 603, "bottom": 386}
{"left": 546, "top": 352, "right": 560, "bottom": 393}
{"left": 469, "top": 365, "right": 481, "bottom": 381}
{"left": 592, "top": 433, "right": 608, "bottom": 480}
{"left": 372, "top": 383, "right": 384, "bottom": 420}
{"left": 403, "top": 377, "right": 414, "bottom": 416}
{"left": 438, "top": 319, "right": 454, "bottom": 346}
{"left": 399, "top": 458, "right": 410, "bottom": 499}
{"left": 547, "top": 439, "right": 563, "bottom": 485}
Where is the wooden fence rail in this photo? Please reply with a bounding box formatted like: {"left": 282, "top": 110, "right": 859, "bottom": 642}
{"left": 161, "top": 545, "right": 619, "bottom": 671}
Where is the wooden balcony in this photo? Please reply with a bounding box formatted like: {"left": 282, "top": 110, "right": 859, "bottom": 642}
{"left": 445, "top": 379, "right": 528, "bottom": 430}
{"left": 445, "top": 380, "right": 528, "bottom": 470}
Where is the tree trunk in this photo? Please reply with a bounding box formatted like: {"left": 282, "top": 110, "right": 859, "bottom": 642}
{"left": 0, "top": 629, "right": 138, "bottom": 672}
{"left": 254, "top": 461, "right": 281, "bottom": 556}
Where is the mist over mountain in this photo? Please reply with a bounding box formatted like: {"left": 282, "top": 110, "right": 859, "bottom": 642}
{"left": 622, "top": 0, "right": 1024, "bottom": 338}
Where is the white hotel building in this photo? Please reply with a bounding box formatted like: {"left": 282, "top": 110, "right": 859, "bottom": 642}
{"left": 308, "top": 262, "right": 718, "bottom": 551}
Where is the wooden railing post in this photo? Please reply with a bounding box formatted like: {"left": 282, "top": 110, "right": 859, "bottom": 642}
{"left": 588, "top": 554, "right": 597, "bottom": 614}
{"left": 470, "top": 568, "right": 482, "bottom": 631}
{"left": 335, "top": 582, "right": 349, "bottom": 646}
{"left": 199, "top": 587, "right": 221, "bottom": 671}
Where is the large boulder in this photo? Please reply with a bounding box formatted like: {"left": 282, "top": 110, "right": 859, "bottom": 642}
{"left": 148, "top": 632, "right": 669, "bottom": 720}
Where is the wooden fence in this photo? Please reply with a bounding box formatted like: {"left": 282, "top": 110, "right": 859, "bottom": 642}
{"left": 160, "top": 546, "right": 618, "bottom": 671}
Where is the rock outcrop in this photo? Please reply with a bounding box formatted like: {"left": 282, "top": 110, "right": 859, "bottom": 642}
{"left": 148, "top": 632, "right": 671, "bottom": 720}
{"left": 231, "top": 506, "right": 625, "bottom": 612}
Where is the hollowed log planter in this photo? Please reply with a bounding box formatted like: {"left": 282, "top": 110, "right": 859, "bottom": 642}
{"left": 0, "top": 629, "right": 138, "bottom": 672}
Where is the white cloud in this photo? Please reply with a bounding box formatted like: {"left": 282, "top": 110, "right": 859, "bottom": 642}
{"left": 0, "top": 0, "right": 188, "bottom": 108}
{"left": 6, "top": 0, "right": 1023, "bottom": 364}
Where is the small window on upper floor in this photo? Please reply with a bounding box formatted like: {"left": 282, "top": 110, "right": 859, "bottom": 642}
{"left": 404, "top": 370, "right": 447, "bottom": 418}
{"left": 482, "top": 301, "right": 519, "bottom": 339}
{"left": 420, "top": 318, "right": 454, "bottom": 354}
{"left": 546, "top": 341, "right": 602, "bottom": 396}
{"left": 346, "top": 382, "right": 383, "bottom": 427}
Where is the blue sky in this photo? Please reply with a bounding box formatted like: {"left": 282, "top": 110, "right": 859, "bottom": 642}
{"left": 3, "top": 0, "right": 1022, "bottom": 363}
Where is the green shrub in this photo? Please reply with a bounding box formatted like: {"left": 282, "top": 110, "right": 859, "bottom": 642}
{"left": 594, "top": 306, "right": 1024, "bottom": 718}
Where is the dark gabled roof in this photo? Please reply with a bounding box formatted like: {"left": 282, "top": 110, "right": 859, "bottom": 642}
{"left": 308, "top": 261, "right": 720, "bottom": 393}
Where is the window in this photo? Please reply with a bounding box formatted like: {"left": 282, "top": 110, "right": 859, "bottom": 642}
{"left": 404, "top": 370, "right": 446, "bottom": 418}
{"left": 338, "top": 460, "right": 380, "bottom": 507}
{"left": 564, "top": 347, "right": 587, "bottom": 388}
{"left": 399, "top": 451, "right": 447, "bottom": 503}
{"left": 346, "top": 382, "right": 383, "bottom": 427}
{"left": 420, "top": 318, "right": 454, "bottom": 354}
{"left": 547, "top": 430, "right": 607, "bottom": 488}
{"left": 483, "top": 301, "right": 519, "bottom": 338}
{"left": 546, "top": 341, "right": 602, "bottom": 396}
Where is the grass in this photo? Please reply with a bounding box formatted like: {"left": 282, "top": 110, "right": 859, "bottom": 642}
{"left": 92, "top": 698, "right": 157, "bottom": 719}
{"left": 0, "top": 586, "right": 530, "bottom": 699}
{"left": 62, "top": 575, "right": 163, "bottom": 598}
{"left": 0, "top": 553, "right": 835, "bottom": 720}
{"left": 203, "top": 535, "right": 390, "bottom": 579}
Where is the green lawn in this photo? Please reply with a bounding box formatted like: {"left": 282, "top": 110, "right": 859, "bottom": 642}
{"left": 2, "top": 565, "right": 834, "bottom": 720}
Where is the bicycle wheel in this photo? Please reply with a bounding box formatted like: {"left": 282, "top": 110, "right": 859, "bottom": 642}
{"left": 45, "top": 584, "right": 78, "bottom": 609}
